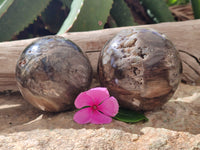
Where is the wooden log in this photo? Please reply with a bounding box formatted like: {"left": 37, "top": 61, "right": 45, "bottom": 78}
{"left": 0, "top": 20, "right": 200, "bottom": 91}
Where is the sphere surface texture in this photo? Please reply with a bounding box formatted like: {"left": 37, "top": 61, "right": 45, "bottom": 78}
{"left": 98, "top": 28, "right": 182, "bottom": 111}
{"left": 16, "top": 36, "right": 92, "bottom": 112}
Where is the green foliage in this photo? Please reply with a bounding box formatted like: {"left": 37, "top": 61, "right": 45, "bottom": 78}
{"left": 140, "top": 0, "right": 175, "bottom": 23}
{"left": 0, "top": 0, "right": 51, "bottom": 41}
{"left": 110, "top": 0, "right": 137, "bottom": 27}
{"left": 166, "top": 0, "right": 190, "bottom": 6}
{"left": 41, "top": 0, "right": 69, "bottom": 33}
{"left": 114, "top": 108, "right": 148, "bottom": 123}
{"left": 0, "top": 0, "right": 14, "bottom": 18}
{"left": 58, "top": 0, "right": 113, "bottom": 34}
{"left": 0, "top": 0, "right": 199, "bottom": 41}
{"left": 70, "top": 0, "right": 113, "bottom": 31}
{"left": 57, "top": 0, "right": 84, "bottom": 34}
{"left": 191, "top": 0, "right": 200, "bottom": 19}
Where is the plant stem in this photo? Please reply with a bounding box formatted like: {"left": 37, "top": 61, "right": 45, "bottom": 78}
{"left": 191, "top": 0, "right": 200, "bottom": 19}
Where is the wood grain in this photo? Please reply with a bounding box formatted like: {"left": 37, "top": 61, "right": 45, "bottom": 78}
{"left": 0, "top": 20, "right": 200, "bottom": 91}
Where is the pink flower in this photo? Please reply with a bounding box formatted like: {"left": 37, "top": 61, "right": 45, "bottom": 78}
{"left": 73, "top": 87, "right": 119, "bottom": 124}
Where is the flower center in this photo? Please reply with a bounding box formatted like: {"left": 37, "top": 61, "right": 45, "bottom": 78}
{"left": 92, "top": 105, "right": 98, "bottom": 110}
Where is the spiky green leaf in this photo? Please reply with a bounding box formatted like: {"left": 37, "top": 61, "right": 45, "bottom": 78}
{"left": 140, "top": 0, "right": 175, "bottom": 23}
{"left": 110, "top": 0, "right": 137, "bottom": 27}
{"left": 70, "top": 0, "right": 113, "bottom": 31}
{"left": 0, "top": 0, "right": 14, "bottom": 18}
{"left": 114, "top": 108, "right": 148, "bottom": 123}
{"left": 57, "top": 0, "right": 84, "bottom": 34}
{"left": 57, "top": 0, "right": 113, "bottom": 34}
{"left": 41, "top": 0, "right": 69, "bottom": 33}
{"left": 0, "top": 0, "right": 51, "bottom": 42}
{"left": 191, "top": 0, "right": 200, "bottom": 19}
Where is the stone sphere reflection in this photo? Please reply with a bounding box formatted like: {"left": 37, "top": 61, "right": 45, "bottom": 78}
{"left": 16, "top": 36, "right": 92, "bottom": 112}
{"left": 98, "top": 28, "right": 182, "bottom": 111}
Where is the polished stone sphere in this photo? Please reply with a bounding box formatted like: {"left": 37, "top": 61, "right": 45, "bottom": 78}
{"left": 98, "top": 28, "right": 182, "bottom": 111}
{"left": 16, "top": 36, "right": 92, "bottom": 112}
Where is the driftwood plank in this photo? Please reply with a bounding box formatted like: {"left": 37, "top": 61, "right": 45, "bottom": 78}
{"left": 0, "top": 20, "right": 200, "bottom": 91}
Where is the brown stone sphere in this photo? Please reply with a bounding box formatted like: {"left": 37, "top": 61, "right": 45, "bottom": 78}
{"left": 16, "top": 36, "right": 92, "bottom": 112}
{"left": 98, "top": 28, "right": 182, "bottom": 111}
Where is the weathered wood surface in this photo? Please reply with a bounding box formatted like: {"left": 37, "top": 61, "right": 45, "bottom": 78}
{"left": 0, "top": 20, "right": 200, "bottom": 91}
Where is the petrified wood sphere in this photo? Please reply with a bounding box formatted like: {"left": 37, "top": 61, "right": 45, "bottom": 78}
{"left": 98, "top": 28, "right": 182, "bottom": 111}
{"left": 16, "top": 36, "right": 92, "bottom": 112}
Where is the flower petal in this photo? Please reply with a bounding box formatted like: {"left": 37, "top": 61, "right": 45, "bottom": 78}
{"left": 98, "top": 96, "right": 119, "bottom": 117}
{"left": 86, "top": 87, "right": 110, "bottom": 105}
{"left": 73, "top": 107, "right": 92, "bottom": 124}
{"left": 90, "top": 110, "right": 112, "bottom": 124}
{"left": 74, "top": 92, "right": 94, "bottom": 109}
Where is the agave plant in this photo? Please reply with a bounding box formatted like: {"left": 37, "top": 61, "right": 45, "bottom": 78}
{"left": 0, "top": 0, "right": 199, "bottom": 42}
